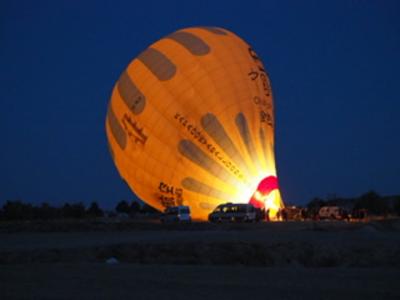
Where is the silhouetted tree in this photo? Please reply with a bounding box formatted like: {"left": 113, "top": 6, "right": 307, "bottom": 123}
{"left": 393, "top": 196, "right": 400, "bottom": 216}
{"left": 354, "top": 190, "right": 388, "bottom": 215}
{"left": 2, "top": 200, "right": 34, "bottom": 220}
{"left": 61, "top": 203, "right": 70, "bottom": 218}
{"left": 61, "top": 202, "right": 86, "bottom": 219}
{"left": 306, "top": 197, "right": 325, "bottom": 216}
{"left": 116, "top": 200, "right": 130, "bottom": 214}
{"left": 87, "top": 201, "right": 104, "bottom": 218}
{"left": 141, "top": 203, "right": 158, "bottom": 214}
{"left": 307, "top": 197, "right": 325, "bottom": 209}
{"left": 35, "top": 202, "right": 58, "bottom": 220}
{"left": 130, "top": 201, "right": 141, "bottom": 215}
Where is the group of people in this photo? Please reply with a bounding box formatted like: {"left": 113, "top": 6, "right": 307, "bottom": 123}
{"left": 256, "top": 207, "right": 293, "bottom": 222}
{"left": 259, "top": 207, "right": 324, "bottom": 222}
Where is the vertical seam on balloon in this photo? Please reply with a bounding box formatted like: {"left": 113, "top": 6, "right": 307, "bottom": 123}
{"left": 124, "top": 49, "right": 194, "bottom": 190}
{"left": 107, "top": 103, "right": 127, "bottom": 150}
{"left": 240, "top": 42, "right": 274, "bottom": 148}
{"left": 113, "top": 77, "right": 183, "bottom": 206}
{"left": 165, "top": 29, "right": 244, "bottom": 191}
{"left": 114, "top": 85, "right": 184, "bottom": 189}
{"left": 235, "top": 112, "right": 258, "bottom": 168}
{"left": 146, "top": 43, "right": 206, "bottom": 187}
{"left": 215, "top": 32, "right": 259, "bottom": 176}
{"left": 259, "top": 127, "right": 269, "bottom": 165}
{"left": 186, "top": 29, "right": 250, "bottom": 187}
{"left": 236, "top": 44, "right": 266, "bottom": 172}
{"left": 134, "top": 42, "right": 218, "bottom": 195}
{"left": 228, "top": 35, "right": 271, "bottom": 174}
{"left": 246, "top": 46, "right": 274, "bottom": 171}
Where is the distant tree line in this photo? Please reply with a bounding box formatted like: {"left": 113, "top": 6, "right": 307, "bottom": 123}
{"left": 1, "top": 190, "right": 399, "bottom": 221}
{"left": 305, "top": 190, "right": 400, "bottom": 217}
{"left": 0, "top": 200, "right": 157, "bottom": 221}
{"left": 114, "top": 200, "right": 157, "bottom": 216}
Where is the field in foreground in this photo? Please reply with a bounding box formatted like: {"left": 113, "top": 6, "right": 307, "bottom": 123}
{"left": 1, "top": 219, "right": 400, "bottom": 299}
{"left": 2, "top": 264, "right": 400, "bottom": 300}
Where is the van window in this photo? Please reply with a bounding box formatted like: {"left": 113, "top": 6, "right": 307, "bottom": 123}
{"left": 180, "top": 207, "right": 190, "bottom": 214}
{"left": 237, "top": 205, "right": 246, "bottom": 213}
{"left": 166, "top": 207, "right": 178, "bottom": 215}
{"left": 214, "top": 207, "right": 222, "bottom": 213}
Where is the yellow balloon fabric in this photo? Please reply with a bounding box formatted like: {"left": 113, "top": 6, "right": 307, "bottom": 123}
{"left": 106, "top": 27, "right": 284, "bottom": 220}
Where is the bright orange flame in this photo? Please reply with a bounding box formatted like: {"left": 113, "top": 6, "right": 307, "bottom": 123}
{"left": 249, "top": 176, "right": 284, "bottom": 220}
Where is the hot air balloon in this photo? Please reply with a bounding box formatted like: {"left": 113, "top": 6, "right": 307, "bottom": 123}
{"left": 106, "top": 26, "right": 284, "bottom": 220}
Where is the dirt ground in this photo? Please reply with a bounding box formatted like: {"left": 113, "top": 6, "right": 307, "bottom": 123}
{"left": 2, "top": 264, "right": 400, "bottom": 300}
{"left": 1, "top": 219, "right": 400, "bottom": 299}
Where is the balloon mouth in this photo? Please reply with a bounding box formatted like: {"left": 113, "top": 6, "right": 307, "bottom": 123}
{"left": 248, "top": 176, "right": 279, "bottom": 209}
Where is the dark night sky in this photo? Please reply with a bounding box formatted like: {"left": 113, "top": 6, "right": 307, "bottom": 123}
{"left": 1, "top": 0, "right": 399, "bottom": 208}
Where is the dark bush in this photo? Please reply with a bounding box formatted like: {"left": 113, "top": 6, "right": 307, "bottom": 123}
{"left": 2, "top": 200, "right": 34, "bottom": 220}
{"left": 61, "top": 202, "right": 86, "bottom": 219}
{"left": 115, "top": 200, "right": 130, "bottom": 214}
{"left": 354, "top": 191, "right": 389, "bottom": 215}
{"left": 86, "top": 201, "right": 104, "bottom": 218}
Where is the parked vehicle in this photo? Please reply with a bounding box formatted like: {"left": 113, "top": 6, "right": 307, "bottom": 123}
{"left": 318, "top": 206, "right": 349, "bottom": 220}
{"left": 208, "top": 203, "right": 260, "bottom": 223}
{"left": 160, "top": 205, "right": 191, "bottom": 223}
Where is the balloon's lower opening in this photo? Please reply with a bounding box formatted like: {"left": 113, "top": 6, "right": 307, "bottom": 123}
{"left": 248, "top": 176, "right": 282, "bottom": 220}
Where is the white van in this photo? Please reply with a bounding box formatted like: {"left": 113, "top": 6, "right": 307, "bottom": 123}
{"left": 208, "top": 203, "right": 260, "bottom": 223}
{"left": 160, "top": 205, "right": 191, "bottom": 223}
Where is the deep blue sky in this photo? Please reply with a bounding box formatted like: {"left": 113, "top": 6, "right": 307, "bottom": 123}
{"left": 1, "top": 0, "right": 399, "bottom": 208}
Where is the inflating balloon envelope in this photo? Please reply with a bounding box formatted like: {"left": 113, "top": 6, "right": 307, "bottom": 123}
{"left": 106, "top": 26, "right": 284, "bottom": 220}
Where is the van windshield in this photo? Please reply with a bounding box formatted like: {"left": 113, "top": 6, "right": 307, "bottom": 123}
{"left": 166, "top": 208, "right": 178, "bottom": 215}
{"left": 237, "top": 205, "right": 247, "bottom": 212}
{"left": 213, "top": 207, "right": 222, "bottom": 213}
{"left": 180, "top": 207, "right": 190, "bottom": 214}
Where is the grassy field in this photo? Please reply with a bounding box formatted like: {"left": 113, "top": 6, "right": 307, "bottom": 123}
{"left": 1, "top": 219, "right": 400, "bottom": 299}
